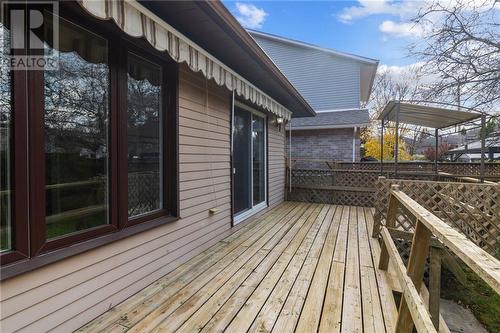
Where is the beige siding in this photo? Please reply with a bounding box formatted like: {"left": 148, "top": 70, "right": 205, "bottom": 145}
{"left": 268, "top": 121, "right": 286, "bottom": 207}
{"left": 0, "top": 65, "right": 286, "bottom": 333}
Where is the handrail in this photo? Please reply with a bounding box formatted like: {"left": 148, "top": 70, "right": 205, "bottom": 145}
{"left": 438, "top": 172, "right": 498, "bottom": 184}
{"left": 377, "top": 185, "right": 500, "bottom": 333}
{"left": 289, "top": 158, "right": 499, "bottom": 165}
{"left": 379, "top": 226, "right": 438, "bottom": 333}
{"left": 391, "top": 188, "right": 500, "bottom": 293}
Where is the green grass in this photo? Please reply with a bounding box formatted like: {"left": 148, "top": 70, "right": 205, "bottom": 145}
{"left": 440, "top": 254, "right": 500, "bottom": 333}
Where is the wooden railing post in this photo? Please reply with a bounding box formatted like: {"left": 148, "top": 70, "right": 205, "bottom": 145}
{"left": 372, "top": 176, "right": 387, "bottom": 238}
{"left": 429, "top": 247, "right": 442, "bottom": 330}
{"left": 378, "top": 184, "right": 400, "bottom": 270}
{"left": 395, "top": 219, "right": 432, "bottom": 333}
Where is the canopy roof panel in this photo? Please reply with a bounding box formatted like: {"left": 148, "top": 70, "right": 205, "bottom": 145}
{"left": 378, "top": 101, "right": 482, "bottom": 129}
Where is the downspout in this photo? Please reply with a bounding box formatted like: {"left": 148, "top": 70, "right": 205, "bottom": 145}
{"left": 230, "top": 91, "right": 235, "bottom": 220}
{"left": 352, "top": 127, "right": 357, "bottom": 162}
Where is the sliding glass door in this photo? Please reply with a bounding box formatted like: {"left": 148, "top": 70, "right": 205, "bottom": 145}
{"left": 233, "top": 104, "right": 267, "bottom": 223}
{"left": 233, "top": 108, "right": 252, "bottom": 215}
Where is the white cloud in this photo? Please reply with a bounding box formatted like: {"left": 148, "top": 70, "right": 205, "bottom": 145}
{"left": 338, "top": 0, "right": 497, "bottom": 39}
{"left": 338, "top": 0, "right": 419, "bottom": 24}
{"left": 378, "top": 62, "right": 424, "bottom": 77}
{"left": 378, "top": 62, "right": 438, "bottom": 85}
{"left": 379, "top": 20, "right": 424, "bottom": 38}
{"left": 338, "top": 0, "right": 496, "bottom": 24}
{"left": 235, "top": 2, "right": 268, "bottom": 29}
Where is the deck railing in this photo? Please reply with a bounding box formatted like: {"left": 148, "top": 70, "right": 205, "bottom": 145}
{"left": 374, "top": 177, "right": 500, "bottom": 255}
{"left": 377, "top": 185, "right": 500, "bottom": 332}
{"left": 285, "top": 158, "right": 497, "bottom": 207}
{"left": 335, "top": 161, "right": 500, "bottom": 177}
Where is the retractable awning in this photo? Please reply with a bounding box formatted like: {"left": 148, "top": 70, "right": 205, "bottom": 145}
{"left": 78, "top": 0, "right": 293, "bottom": 120}
{"left": 378, "top": 101, "right": 482, "bottom": 129}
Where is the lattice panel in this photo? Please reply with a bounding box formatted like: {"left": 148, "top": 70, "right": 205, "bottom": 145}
{"left": 128, "top": 171, "right": 160, "bottom": 216}
{"left": 286, "top": 188, "right": 374, "bottom": 207}
{"left": 291, "top": 169, "right": 334, "bottom": 186}
{"left": 333, "top": 171, "right": 379, "bottom": 188}
{"left": 374, "top": 178, "right": 500, "bottom": 255}
{"left": 336, "top": 162, "right": 500, "bottom": 176}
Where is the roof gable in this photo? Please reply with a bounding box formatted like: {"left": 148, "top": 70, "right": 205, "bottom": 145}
{"left": 249, "top": 30, "right": 378, "bottom": 108}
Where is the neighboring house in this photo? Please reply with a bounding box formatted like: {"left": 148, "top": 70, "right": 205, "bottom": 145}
{"left": 402, "top": 133, "right": 466, "bottom": 155}
{"left": 0, "top": 1, "right": 314, "bottom": 332}
{"left": 447, "top": 134, "right": 500, "bottom": 162}
{"left": 249, "top": 30, "right": 378, "bottom": 162}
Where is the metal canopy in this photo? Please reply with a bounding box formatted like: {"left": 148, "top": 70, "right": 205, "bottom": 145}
{"left": 378, "top": 101, "right": 482, "bottom": 129}
{"left": 377, "top": 101, "right": 487, "bottom": 182}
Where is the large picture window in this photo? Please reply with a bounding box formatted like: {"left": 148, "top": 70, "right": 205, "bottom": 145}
{"left": 0, "top": 7, "right": 177, "bottom": 267}
{"left": 44, "top": 17, "right": 110, "bottom": 239}
{"left": 0, "top": 22, "right": 12, "bottom": 252}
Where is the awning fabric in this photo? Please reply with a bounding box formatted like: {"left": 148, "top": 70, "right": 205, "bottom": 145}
{"left": 378, "top": 101, "right": 482, "bottom": 129}
{"left": 77, "top": 0, "right": 292, "bottom": 120}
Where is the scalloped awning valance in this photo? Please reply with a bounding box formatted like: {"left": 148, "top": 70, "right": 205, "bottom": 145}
{"left": 77, "top": 0, "right": 293, "bottom": 120}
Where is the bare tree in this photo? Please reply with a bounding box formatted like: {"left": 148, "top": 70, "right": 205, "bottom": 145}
{"left": 410, "top": 0, "right": 500, "bottom": 112}
{"left": 366, "top": 64, "right": 429, "bottom": 155}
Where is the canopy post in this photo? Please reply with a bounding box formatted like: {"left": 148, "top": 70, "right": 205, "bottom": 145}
{"left": 434, "top": 129, "right": 439, "bottom": 175}
{"left": 480, "top": 113, "right": 486, "bottom": 182}
{"left": 394, "top": 103, "right": 400, "bottom": 177}
{"left": 380, "top": 119, "right": 385, "bottom": 174}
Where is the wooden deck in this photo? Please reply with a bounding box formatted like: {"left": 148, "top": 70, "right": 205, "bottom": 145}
{"left": 78, "top": 202, "right": 398, "bottom": 332}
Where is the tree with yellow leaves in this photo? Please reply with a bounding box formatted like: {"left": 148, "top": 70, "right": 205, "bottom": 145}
{"left": 364, "top": 129, "right": 412, "bottom": 161}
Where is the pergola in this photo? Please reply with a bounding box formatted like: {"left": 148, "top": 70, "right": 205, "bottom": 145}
{"left": 377, "top": 101, "right": 486, "bottom": 180}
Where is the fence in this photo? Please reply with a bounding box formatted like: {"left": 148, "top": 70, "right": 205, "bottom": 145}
{"left": 286, "top": 169, "right": 377, "bottom": 207}
{"left": 373, "top": 177, "right": 500, "bottom": 256}
{"left": 290, "top": 160, "right": 500, "bottom": 179}
{"left": 286, "top": 159, "right": 499, "bottom": 207}
{"left": 336, "top": 161, "right": 500, "bottom": 177}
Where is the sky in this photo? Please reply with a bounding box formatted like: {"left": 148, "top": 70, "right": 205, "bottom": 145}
{"left": 223, "top": 0, "right": 430, "bottom": 70}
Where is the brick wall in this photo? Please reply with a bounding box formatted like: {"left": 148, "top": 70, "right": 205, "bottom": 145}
{"left": 286, "top": 128, "right": 360, "bottom": 163}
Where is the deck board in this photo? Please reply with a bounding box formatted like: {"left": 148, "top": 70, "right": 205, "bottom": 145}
{"left": 77, "top": 203, "right": 398, "bottom": 333}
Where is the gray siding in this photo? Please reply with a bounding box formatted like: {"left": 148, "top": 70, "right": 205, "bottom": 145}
{"left": 268, "top": 122, "right": 286, "bottom": 206}
{"left": 253, "top": 35, "right": 361, "bottom": 111}
{"left": 0, "top": 65, "right": 286, "bottom": 333}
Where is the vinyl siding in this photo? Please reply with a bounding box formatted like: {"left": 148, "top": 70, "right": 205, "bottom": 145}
{"left": 268, "top": 121, "right": 286, "bottom": 206}
{"left": 0, "top": 64, "right": 286, "bottom": 333}
{"left": 252, "top": 35, "right": 361, "bottom": 111}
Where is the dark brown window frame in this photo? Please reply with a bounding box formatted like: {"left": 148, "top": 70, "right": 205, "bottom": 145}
{"left": 0, "top": 3, "right": 179, "bottom": 276}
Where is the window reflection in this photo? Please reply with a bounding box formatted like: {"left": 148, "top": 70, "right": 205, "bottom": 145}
{"left": 44, "top": 17, "right": 109, "bottom": 239}
{"left": 127, "top": 53, "right": 162, "bottom": 217}
{"left": 0, "top": 23, "right": 12, "bottom": 250}
{"left": 252, "top": 116, "right": 265, "bottom": 205}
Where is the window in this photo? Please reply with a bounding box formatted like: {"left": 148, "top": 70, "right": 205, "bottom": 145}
{"left": 0, "top": 22, "right": 11, "bottom": 252}
{"left": 0, "top": 7, "right": 177, "bottom": 267}
{"left": 44, "top": 17, "right": 110, "bottom": 239}
{"left": 127, "top": 53, "right": 162, "bottom": 217}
